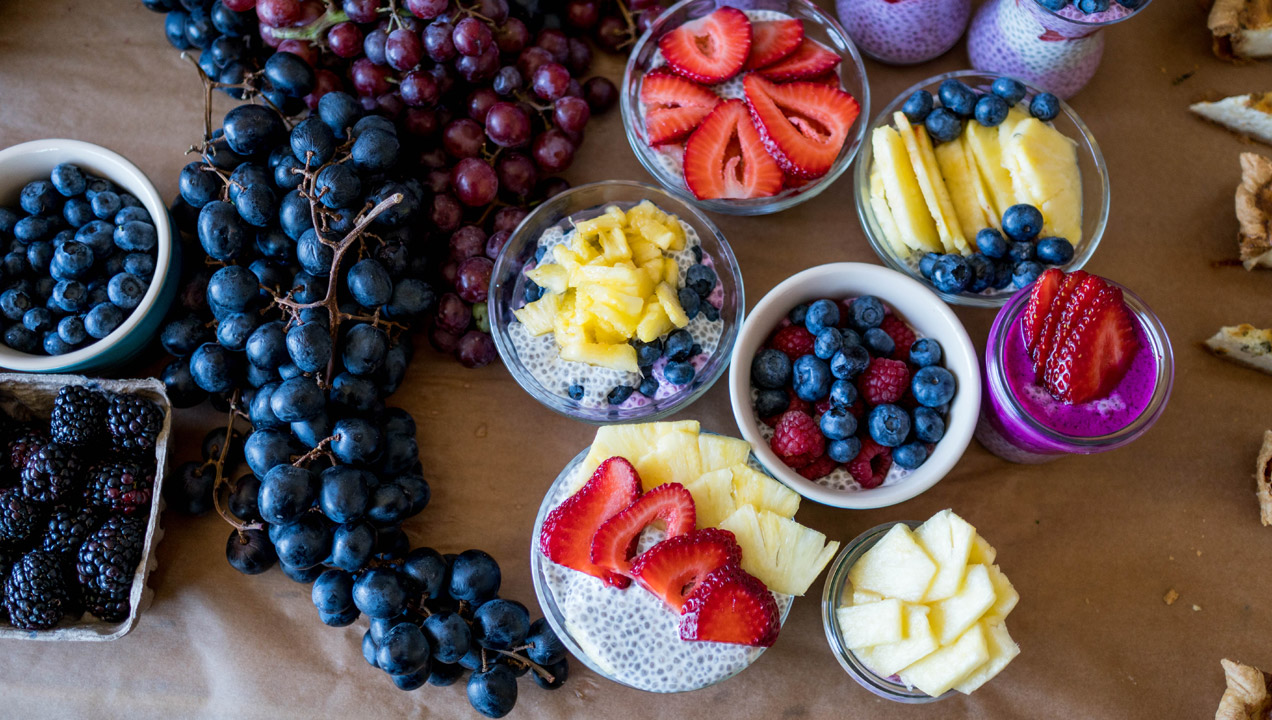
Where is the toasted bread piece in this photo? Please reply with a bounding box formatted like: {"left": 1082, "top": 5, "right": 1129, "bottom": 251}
{"left": 1209, "top": 0, "right": 1272, "bottom": 60}
{"left": 1216, "top": 659, "right": 1272, "bottom": 720}
{"left": 1233, "top": 153, "right": 1272, "bottom": 269}
{"left": 1257, "top": 431, "right": 1272, "bottom": 526}
{"left": 1205, "top": 324, "right": 1272, "bottom": 375}
{"left": 1191, "top": 95, "right": 1272, "bottom": 147}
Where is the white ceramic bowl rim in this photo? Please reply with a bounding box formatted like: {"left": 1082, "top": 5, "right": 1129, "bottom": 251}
{"left": 728, "top": 262, "right": 980, "bottom": 509}
{"left": 0, "top": 139, "right": 173, "bottom": 371}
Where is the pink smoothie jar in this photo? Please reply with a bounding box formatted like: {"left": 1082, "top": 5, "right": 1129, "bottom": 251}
{"left": 837, "top": 0, "right": 971, "bottom": 65}
{"left": 966, "top": 0, "right": 1152, "bottom": 99}
{"left": 975, "top": 281, "right": 1174, "bottom": 463}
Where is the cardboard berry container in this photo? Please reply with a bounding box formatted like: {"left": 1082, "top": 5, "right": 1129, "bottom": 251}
{"left": 0, "top": 373, "right": 169, "bottom": 642}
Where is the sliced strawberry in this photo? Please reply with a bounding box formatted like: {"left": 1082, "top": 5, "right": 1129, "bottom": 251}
{"left": 1044, "top": 284, "right": 1140, "bottom": 404}
{"left": 754, "top": 38, "right": 841, "bottom": 82}
{"left": 591, "top": 482, "right": 696, "bottom": 581}
{"left": 640, "top": 73, "right": 721, "bottom": 145}
{"left": 1030, "top": 270, "right": 1088, "bottom": 377}
{"left": 630, "top": 528, "right": 742, "bottom": 613}
{"left": 680, "top": 565, "right": 781, "bottom": 647}
{"left": 658, "top": 7, "right": 752, "bottom": 84}
{"left": 744, "top": 18, "right": 804, "bottom": 70}
{"left": 539, "top": 456, "right": 642, "bottom": 588}
{"left": 804, "top": 72, "right": 842, "bottom": 88}
{"left": 683, "top": 99, "right": 784, "bottom": 201}
{"left": 1021, "top": 267, "right": 1064, "bottom": 354}
{"left": 744, "top": 74, "right": 860, "bottom": 179}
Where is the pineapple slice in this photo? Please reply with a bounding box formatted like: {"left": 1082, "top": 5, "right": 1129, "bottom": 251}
{"left": 836, "top": 598, "right": 905, "bottom": 649}
{"left": 963, "top": 120, "right": 1016, "bottom": 220}
{"left": 718, "top": 505, "right": 839, "bottom": 596}
{"left": 630, "top": 215, "right": 677, "bottom": 250}
{"left": 573, "top": 264, "right": 645, "bottom": 296}
{"left": 934, "top": 135, "right": 990, "bottom": 243}
{"left": 633, "top": 429, "right": 703, "bottom": 491}
{"left": 730, "top": 464, "right": 799, "bottom": 517}
{"left": 655, "top": 282, "right": 689, "bottom": 328}
{"left": 895, "top": 112, "right": 967, "bottom": 255}
{"left": 1004, "top": 117, "right": 1082, "bottom": 244}
{"left": 871, "top": 126, "right": 942, "bottom": 254}
{"left": 954, "top": 621, "right": 1019, "bottom": 694}
{"left": 899, "top": 623, "right": 990, "bottom": 697}
{"left": 698, "top": 435, "right": 752, "bottom": 472}
{"left": 526, "top": 263, "right": 568, "bottom": 295}
{"left": 629, "top": 238, "right": 662, "bottom": 267}
{"left": 661, "top": 258, "right": 679, "bottom": 287}
{"left": 683, "top": 468, "right": 737, "bottom": 528}
{"left": 559, "top": 342, "right": 639, "bottom": 373}
{"left": 635, "top": 303, "right": 674, "bottom": 343}
{"left": 579, "top": 286, "right": 643, "bottom": 337}
{"left": 916, "top": 509, "right": 977, "bottom": 602}
{"left": 600, "top": 226, "right": 631, "bottom": 261}
{"left": 996, "top": 107, "right": 1033, "bottom": 204}
{"left": 582, "top": 421, "right": 701, "bottom": 478}
{"left": 848, "top": 524, "right": 937, "bottom": 603}
{"left": 983, "top": 564, "right": 1019, "bottom": 624}
{"left": 928, "top": 564, "right": 996, "bottom": 645}
{"left": 852, "top": 589, "right": 884, "bottom": 605}
{"left": 854, "top": 604, "right": 939, "bottom": 678}
{"left": 512, "top": 292, "right": 560, "bottom": 336}
{"left": 869, "top": 163, "right": 911, "bottom": 258}
{"left": 967, "top": 533, "right": 997, "bottom": 565}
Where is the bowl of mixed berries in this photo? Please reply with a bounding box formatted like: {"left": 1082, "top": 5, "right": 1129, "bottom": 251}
{"left": 620, "top": 0, "right": 870, "bottom": 215}
{"left": 728, "top": 263, "right": 980, "bottom": 509}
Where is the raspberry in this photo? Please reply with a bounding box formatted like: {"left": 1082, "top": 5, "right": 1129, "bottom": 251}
{"left": 761, "top": 388, "right": 809, "bottom": 427}
{"left": 797, "top": 454, "right": 837, "bottom": 480}
{"left": 857, "top": 357, "right": 909, "bottom": 406}
{"left": 770, "top": 411, "right": 824, "bottom": 466}
{"left": 769, "top": 325, "right": 815, "bottom": 360}
{"left": 880, "top": 315, "right": 916, "bottom": 359}
{"left": 847, "top": 438, "right": 892, "bottom": 489}
{"left": 814, "top": 398, "right": 832, "bottom": 416}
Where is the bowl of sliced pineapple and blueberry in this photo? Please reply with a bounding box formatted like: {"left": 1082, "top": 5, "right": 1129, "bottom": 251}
{"left": 855, "top": 70, "right": 1110, "bottom": 308}
{"left": 490, "top": 181, "right": 743, "bottom": 424}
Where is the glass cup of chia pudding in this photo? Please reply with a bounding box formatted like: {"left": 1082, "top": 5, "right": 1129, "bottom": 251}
{"left": 836, "top": 0, "right": 971, "bottom": 66}
{"left": 975, "top": 278, "right": 1174, "bottom": 464}
{"left": 489, "top": 180, "right": 743, "bottom": 424}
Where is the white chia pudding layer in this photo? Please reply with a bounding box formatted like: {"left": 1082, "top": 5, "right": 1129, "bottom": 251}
{"left": 538, "top": 460, "right": 791, "bottom": 693}
{"left": 508, "top": 214, "right": 724, "bottom": 411}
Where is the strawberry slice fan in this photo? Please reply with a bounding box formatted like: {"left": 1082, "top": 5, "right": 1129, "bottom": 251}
{"left": 539, "top": 457, "right": 642, "bottom": 588}
{"left": 745, "top": 18, "right": 805, "bottom": 70}
{"left": 641, "top": 72, "right": 721, "bottom": 145}
{"left": 658, "top": 6, "right": 753, "bottom": 84}
{"left": 590, "top": 483, "right": 696, "bottom": 580}
{"left": 630, "top": 528, "right": 742, "bottom": 613}
{"left": 683, "top": 99, "right": 784, "bottom": 200}
{"left": 744, "top": 74, "right": 860, "bottom": 180}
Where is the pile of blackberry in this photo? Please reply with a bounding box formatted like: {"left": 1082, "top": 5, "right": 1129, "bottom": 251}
{"left": 0, "top": 384, "right": 164, "bottom": 630}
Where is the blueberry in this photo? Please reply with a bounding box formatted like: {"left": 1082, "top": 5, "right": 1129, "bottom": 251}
{"left": 91, "top": 191, "right": 122, "bottom": 220}
{"left": 108, "top": 272, "right": 147, "bottom": 310}
{"left": 63, "top": 198, "right": 94, "bottom": 228}
{"left": 924, "top": 107, "right": 963, "bottom": 144}
{"left": 22, "top": 307, "right": 54, "bottom": 333}
{"left": 813, "top": 328, "right": 843, "bottom": 360}
{"left": 754, "top": 388, "right": 789, "bottom": 417}
{"left": 913, "top": 406, "right": 946, "bottom": 443}
{"left": 85, "top": 302, "right": 125, "bottom": 339}
{"left": 1029, "top": 92, "right": 1060, "bottom": 121}
{"left": 788, "top": 303, "right": 809, "bottom": 326}
{"left": 691, "top": 245, "right": 703, "bottom": 263}
{"left": 828, "top": 437, "right": 862, "bottom": 463}
{"left": 14, "top": 216, "right": 49, "bottom": 243}
{"left": 848, "top": 295, "right": 884, "bottom": 330}
{"left": 1, "top": 289, "right": 33, "bottom": 322}
{"left": 1006, "top": 241, "right": 1034, "bottom": 264}
{"left": 633, "top": 338, "right": 662, "bottom": 368}
{"left": 819, "top": 407, "right": 857, "bottom": 441}
{"left": 606, "top": 384, "right": 634, "bottom": 405}
{"left": 909, "top": 338, "right": 943, "bottom": 368}
{"left": 26, "top": 241, "right": 53, "bottom": 273}
{"left": 1038, "top": 0, "right": 1069, "bottom": 10}
{"left": 685, "top": 264, "right": 716, "bottom": 297}
{"left": 1012, "top": 260, "right": 1044, "bottom": 288}
{"left": 701, "top": 303, "right": 720, "bottom": 322}
{"left": 638, "top": 375, "right": 659, "bottom": 397}
{"left": 919, "top": 252, "right": 941, "bottom": 279}
{"left": 751, "top": 348, "right": 792, "bottom": 389}
{"left": 1077, "top": 0, "right": 1109, "bottom": 12}
{"left": 974, "top": 94, "right": 1010, "bottom": 127}
{"left": 1001, "top": 204, "right": 1044, "bottom": 242}
{"left": 829, "top": 379, "right": 857, "bottom": 407}
{"left": 4, "top": 325, "right": 39, "bottom": 353}
{"left": 862, "top": 327, "right": 894, "bottom": 357}
{"left": 1114, "top": 0, "right": 1143, "bottom": 7}
{"left": 663, "top": 360, "right": 695, "bottom": 386}
{"left": 1036, "top": 237, "right": 1075, "bottom": 265}
{"left": 804, "top": 299, "right": 840, "bottom": 335}
{"left": 51, "top": 241, "right": 94, "bottom": 280}
{"left": 567, "top": 384, "right": 584, "bottom": 401}
{"left": 976, "top": 228, "right": 1009, "bottom": 259}
{"left": 894, "top": 442, "right": 929, "bottom": 469}
{"left": 912, "top": 366, "right": 956, "bottom": 407}
{"left": 21, "top": 180, "right": 62, "bottom": 216}
{"left": 988, "top": 77, "right": 1026, "bottom": 106}
{"left": 51, "top": 280, "right": 89, "bottom": 314}
{"left": 938, "top": 79, "right": 978, "bottom": 117}
{"left": 902, "top": 90, "right": 934, "bottom": 123}
{"left": 991, "top": 260, "right": 1015, "bottom": 290}
{"left": 792, "top": 354, "right": 831, "bottom": 401}
{"left": 43, "top": 332, "right": 72, "bottom": 355}
{"left": 830, "top": 345, "right": 870, "bottom": 380}
{"left": 124, "top": 252, "right": 156, "bottom": 279}
{"left": 841, "top": 328, "right": 862, "bottom": 348}
{"left": 115, "top": 206, "right": 149, "bottom": 226}
{"left": 57, "top": 315, "right": 87, "bottom": 345}
{"left": 931, "top": 254, "right": 972, "bottom": 294}
{"left": 523, "top": 279, "right": 543, "bottom": 303}
{"left": 50, "top": 163, "right": 86, "bottom": 197}
{"left": 677, "top": 287, "right": 700, "bottom": 320}
{"left": 664, "top": 329, "right": 693, "bottom": 361}
{"left": 967, "top": 253, "right": 994, "bottom": 293}
{"left": 0, "top": 208, "right": 16, "bottom": 234}
{"left": 868, "top": 404, "right": 911, "bottom": 447}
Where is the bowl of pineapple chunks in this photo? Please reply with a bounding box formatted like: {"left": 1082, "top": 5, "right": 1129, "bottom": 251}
{"left": 491, "top": 181, "right": 743, "bottom": 423}
{"left": 856, "top": 70, "right": 1109, "bottom": 308}
{"left": 821, "top": 511, "right": 1020, "bottom": 702}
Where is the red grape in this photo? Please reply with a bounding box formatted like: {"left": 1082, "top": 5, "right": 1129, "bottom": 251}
{"left": 535, "top": 29, "right": 570, "bottom": 63}
{"left": 351, "top": 57, "right": 392, "bottom": 97}
{"left": 455, "top": 257, "right": 494, "bottom": 303}
{"left": 442, "top": 118, "right": 485, "bottom": 158}
{"left": 456, "top": 331, "right": 497, "bottom": 368}
{"left": 278, "top": 39, "right": 318, "bottom": 66}
{"left": 424, "top": 168, "right": 450, "bottom": 192}
{"left": 468, "top": 88, "right": 499, "bottom": 124}
{"left": 342, "top": 0, "right": 380, "bottom": 23}
{"left": 516, "top": 46, "right": 553, "bottom": 78}
{"left": 496, "top": 152, "right": 538, "bottom": 198}
{"left": 493, "top": 17, "right": 529, "bottom": 54}
{"left": 531, "top": 63, "right": 570, "bottom": 101}
{"left": 403, "top": 107, "right": 440, "bottom": 137}
{"left": 553, "top": 96, "right": 590, "bottom": 136}
{"left": 405, "top": 0, "right": 449, "bottom": 20}
{"left": 435, "top": 293, "right": 472, "bottom": 333}
{"left": 424, "top": 20, "right": 457, "bottom": 61}
{"left": 441, "top": 261, "right": 459, "bottom": 287}
{"left": 456, "top": 45, "right": 499, "bottom": 83}
{"left": 295, "top": 0, "right": 324, "bottom": 26}
{"left": 426, "top": 63, "right": 455, "bottom": 96}
{"left": 223, "top": 0, "right": 257, "bottom": 11}
{"left": 566, "top": 38, "right": 592, "bottom": 75}
{"left": 449, "top": 226, "right": 488, "bottom": 261}
{"left": 431, "top": 193, "right": 462, "bottom": 232}
{"left": 566, "top": 0, "right": 600, "bottom": 30}
{"left": 532, "top": 130, "right": 575, "bottom": 173}
{"left": 259, "top": 25, "right": 285, "bottom": 47}
{"left": 399, "top": 70, "right": 440, "bottom": 106}
{"left": 492, "top": 66, "right": 522, "bottom": 96}
{"left": 303, "top": 69, "right": 342, "bottom": 109}
{"left": 485, "top": 229, "right": 512, "bottom": 259}
{"left": 595, "top": 15, "right": 627, "bottom": 52}
{"left": 629, "top": 0, "right": 660, "bottom": 10}
{"left": 583, "top": 76, "right": 617, "bottom": 113}
{"left": 453, "top": 17, "right": 493, "bottom": 57}
{"left": 564, "top": 78, "right": 583, "bottom": 100}
{"left": 492, "top": 206, "right": 528, "bottom": 234}
{"left": 256, "top": 0, "right": 301, "bottom": 27}
{"left": 419, "top": 147, "right": 448, "bottom": 169}
{"left": 451, "top": 157, "right": 499, "bottom": 207}
{"left": 375, "top": 92, "right": 405, "bottom": 118}
{"left": 484, "top": 102, "right": 530, "bottom": 148}
{"left": 477, "top": 0, "right": 510, "bottom": 23}
{"left": 539, "top": 177, "right": 570, "bottom": 199}
{"left": 430, "top": 325, "right": 462, "bottom": 354}
{"left": 363, "top": 25, "right": 389, "bottom": 64}
{"left": 386, "top": 27, "right": 424, "bottom": 71}
{"left": 636, "top": 7, "right": 662, "bottom": 33}
{"left": 327, "top": 22, "right": 364, "bottom": 58}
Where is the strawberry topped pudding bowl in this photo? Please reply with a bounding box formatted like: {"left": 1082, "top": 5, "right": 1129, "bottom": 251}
{"left": 976, "top": 268, "right": 1174, "bottom": 463}
{"left": 729, "top": 263, "right": 979, "bottom": 509}
{"left": 620, "top": 0, "right": 870, "bottom": 215}
{"left": 532, "top": 421, "right": 840, "bottom": 692}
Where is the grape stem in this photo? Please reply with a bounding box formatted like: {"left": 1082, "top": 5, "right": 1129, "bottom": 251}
{"left": 489, "top": 648, "right": 556, "bottom": 683}
{"left": 270, "top": 7, "right": 352, "bottom": 42}
{"left": 210, "top": 390, "right": 263, "bottom": 533}
{"left": 291, "top": 436, "right": 335, "bottom": 468}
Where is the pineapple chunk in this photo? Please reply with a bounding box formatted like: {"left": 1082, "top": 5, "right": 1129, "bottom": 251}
{"left": 852, "top": 589, "right": 884, "bottom": 605}
{"left": 581, "top": 421, "right": 701, "bottom": 479}
{"left": 572, "top": 206, "right": 624, "bottom": 236}
{"left": 636, "top": 303, "right": 674, "bottom": 343}
{"left": 661, "top": 258, "right": 679, "bottom": 287}
{"left": 916, "top": 509, "right": 977, "bottom": 602}
{"left": 895, "top": 112, "right": 967, "bottom": 255}
{"left": 934, "top": 135, "right": 990, "bottom": 243}
{"left": 871, "top": 126, "right": 941, "bottom": 254}
{"left": 512, "top": 293, "right": 560, "bottom": 336}
{"left": 983, "top": 564, "right": 1019, "bottom": 623}
{"left": 642, "top": 263, "right": 664, "bottom": 285}
{"left": 559, "top": 341, "right": 639, "bottom": 373}
{"left": 730, "top": 464, "right": 800, "bottom": 517}
{"left": 630, "top": 215, "right": 677, "bottom": 250}
{"left": 899, "top": 623, "right": 990, "bottom": 697}
{"left": 869, "top": 163, "right": 911, "bottom": 258}
{"left": 718, "top": 505, "right": 839, "bottom": 596}
{"left": 837, "top": 598, "right": 905, "bottom": 649}
{"left": 963, "top": 120, "right": 1016, "bottom": 220}
{"left": 854, "top": 604, "right": 938, "bottom": 678}
{"left": 698, "top": 435, "right": 751, "bottom": 472}
{"left": 683, "top": 468, "right": 737, "bottom": 528}
{"left": 573, "top": 264, "right": 644, "bottom": 295}
{"left": 848, "top": 524, "right": 937, "bottom": 603}
{"left": 1004, "top": 117, "right": 1082, "bottom": 244}
{"left": 655, "top": 282, "right": 689, "bottom": 328}
{"left": 552, "top": 244, "right": 585, "bottom": 276}
{"left": 954, "top": 621, "right": 1019, "bottom": 694}
{"left": 526, "top": 262, "right": 569, "bottom": 295}
{"left": 629, "top": 238, "right": 662, "bottom": 267}
{"left": 929, "top": 564, "right": 996, "bottom": 645}
{"left": 967, "top": 533, "right": 997, "bottom": 565}
{"left": 600, "top": 227, "right": 631, "bottom": 261}
{"left": 634, "top": 429, "right": 702, "bottom": 491}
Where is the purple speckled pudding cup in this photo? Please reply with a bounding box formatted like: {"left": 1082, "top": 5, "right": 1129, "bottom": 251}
{"left": 967, "top": 0, "right": 1151, "bottom": 99}
{"left": 975, "top": 281, "right": 1174, "bottom": 463}
{"left": 837, "top": 0, "right": 971, "bottom": 65}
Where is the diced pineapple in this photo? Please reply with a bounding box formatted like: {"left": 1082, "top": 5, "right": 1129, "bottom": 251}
{"left": 579, "top": 287, "right": 642, "bottom": 337}
{"left": 852, "top": 589, "right": 884, "bottom": 605}
{"left": 587, "top": 316, "right": 630, "bottom": 345}
{"left": 552, "top": 317, "right": 585, "bottom": 350}
{"left": 848, "top": 524, "right": 937, "bottom": 602}
{"left": 600, "top": 227, "right": 631, "bottom": 261}
{"left": 626, "top": 199, "right": 660, "bottom": 225}
{"left": 837, "top": 598, "right": 905, "bottom": 649}
{"left": 928, "top": 564, "right": 996, "bottom": 645}
{"left": 934, "top": 135, "right": 990, "bottom": 244}
{"left": 655, "top": 282, "right": 689, "bottom": 328}
{"left": 698, "top": 435, "right": 751, "bottom": 472}
{"left": 512, "top": 292, "right": 559, "bottom": 336}
{"left": 631, "top": 215, "right": 677, "bottom": 250}
{"left": 1004, "top": 117, "right": 1082, "bottom": 244}
{"left": 559, "top": 342, "right": 639, "bottom": 373}
{"left": 983, "top": 564, "right": 1019, "bottom": 624}
{"left": 581, "top": 421, "right": 701, "bottom": 478}
{"left": 718, "top": 505, "right": 839, "bottom": 596}
{"left": 636, "top": 303, "right": 674, "bottom": 343}
{"left": 871, "top": 126, "right": 942, "bottom": 254}
{"left": 574, "top": 264, "right": 644, "bottom": 295}
{"left": 895, "top": 112, "right": 967, "bottom": 255}
{"left": 662, "top": 258, "right": 679, "bottom": 286}
{"left": 967, "top": 533, "right": 997, "bottom": 565}
{"left": 899, "top": 623, "right": 990, "bottom": 697}
{"left": 869, "top": 163, "right": 911, "bottom": 258}
{"left": 683, "top": 468, "right": 737, "bottom": 529}
{"left": 963, "top": 120, "right": 1016, "bottom": 220}
{"left": 916, "top": 510, "right": 977, "bottom": 602}
{"left": 730, "top": 464, "right": 799, "bottom": 517}
{"left": 633, "top": 429, "right": 703, "bottom": 491}
{"left": 954, "top": 621, "right": 1019, "bottom": 694}
{"left": 552, "top": 244, "right": 585, "bottom": 275}
{"left": 854, "top": 604, "right": 938, "bottom": 678}
{"left": 572, "top": 207, "right": 624, "bottom": 236}
{"left": 526, "top": 263, "right": 568, "bottom": 295}
{"left": 629, "top": 238, "right": 662, "bottom": 267}
{"left": 642, "top": 263, "right": 663, "bottom": 285}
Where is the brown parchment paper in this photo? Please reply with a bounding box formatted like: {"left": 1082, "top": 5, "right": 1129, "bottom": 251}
{"left": 2, "top": 1, "right": 1271, "bottom": 717}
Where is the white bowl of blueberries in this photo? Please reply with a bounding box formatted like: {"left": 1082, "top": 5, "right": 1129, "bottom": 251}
{"left": 0, "top": 139, "right": 179, "bottom": 372}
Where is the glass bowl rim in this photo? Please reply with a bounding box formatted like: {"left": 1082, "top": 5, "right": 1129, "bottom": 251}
{"left": 1026, "top": 0, "right": 1154, "bottom": 28}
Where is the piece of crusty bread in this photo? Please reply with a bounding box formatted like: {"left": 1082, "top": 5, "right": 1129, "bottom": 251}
{"left": 1257, "top": 431, "right": 1272, "bottom": 526}
{"left": 1205, "top": 324, "right": 1272, "bottom": 375}
{"left": 1191, "top": 94, "right": 1272, "bottom": 146}
{"left": 1216, "top": 658, "right": 1272, "bottom": 720}
{"left": 1209, "top": 0, "right": 1272, "bottom": 60}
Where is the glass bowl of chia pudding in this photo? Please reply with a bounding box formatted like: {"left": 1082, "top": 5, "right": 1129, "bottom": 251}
{"left": 530, "top": 442, "right": 794, "bottom": 693}
{"left": 490, "top": 180, "right": 743, "bottom": 424}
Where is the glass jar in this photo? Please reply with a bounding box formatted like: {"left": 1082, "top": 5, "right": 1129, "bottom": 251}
{"left": 837, "top": 0, "right": 971, "bottom": 65}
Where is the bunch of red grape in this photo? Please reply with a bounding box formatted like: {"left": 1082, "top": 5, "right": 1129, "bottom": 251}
{"left": 559, "top": 0, "right": 670, "bottom": 55}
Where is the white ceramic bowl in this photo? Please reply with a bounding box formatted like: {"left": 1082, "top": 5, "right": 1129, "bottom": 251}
{"left": 728, "top": 263, "right": 979, "bottom": 509}
{"left": 0, "top": 139, "right": 179, "bottom": 372}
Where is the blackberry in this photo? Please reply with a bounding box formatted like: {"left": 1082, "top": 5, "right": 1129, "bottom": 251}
{"left": 0, "top": 488, "right": 45, "bottom": 545}
{"left": 105, "top": 394, "right": 164, "bottom": 453}
{"left": 82, "top": 588, "right": 130, "bottom": 623}
{"left": 4, "top": 550, "right": 72, "bottom": 630}
{"left": 84, "top": 459, "right": 154, "bottom": 515}
{"left": 49, "top": 385, "right": 106, "bottom": 446}
{"left": 20, "top": 442, "right": 83, "bottom": 505}
{"left": 6, "top": 426, "right": 47, "bottom": 473}
{"left": 77, "top": 514, "right": 146, "bottom": 597}
{"left": 40, "top": 506, "right": 101, "bottom": 555}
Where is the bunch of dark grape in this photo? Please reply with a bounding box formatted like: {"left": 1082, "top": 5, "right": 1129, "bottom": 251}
{"left": 558, "top": 0, "right": 669, "bottom": 55}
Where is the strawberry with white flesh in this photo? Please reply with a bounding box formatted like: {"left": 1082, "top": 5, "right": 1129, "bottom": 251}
{"left": 1021, "top": 267, "right": 1063, "bottom": 357}
{"left": 744, "top": 74, "right": 860, "bottom": 179}
{"left": 641, "top": 72, "right": 722, "bottom": 145}
{"left": 1027, "top": 269, "right": 1087, "bottom": 377}
{"left": 744, "top": 18, "right": 804, "bottom": 70}
{"left": 658, "top": 6, "right": 752, "bottom": 84}
{"left": 683, "top": 99, "right": 785, "bottom": 200}
{"left": 539, "top": 456, "right": 642, "bottom": 588}
{"left": 754, "top": 37, "right": 841, "bottom": 82}
{"left": 1044, "top": 281, "right": 1140, "bottom": 404}
{"left": 591, "top": 482, "right": 696, "bottom": 580}
{"left": 679, "top": 564, "right": 781, "bottom": 647}
{"left": 631, "top": 528, "right": 743, "bottom": 612}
